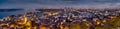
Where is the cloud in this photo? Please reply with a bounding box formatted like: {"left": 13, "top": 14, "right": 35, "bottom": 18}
{"left": 0, "top": 0, "right": 120, "bottom": 9}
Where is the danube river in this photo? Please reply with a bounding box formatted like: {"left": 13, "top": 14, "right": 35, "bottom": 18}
{"left": 0, "top": 9, "right": 36, "bottom": 19}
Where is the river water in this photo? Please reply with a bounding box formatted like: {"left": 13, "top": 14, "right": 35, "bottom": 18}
{"left": 0, "top": 9, "right": 36, "bottom": 19}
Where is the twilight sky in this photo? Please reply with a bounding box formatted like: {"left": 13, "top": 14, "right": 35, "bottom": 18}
{"left": 0, "top": 0, "right": 120, "bottom": 9}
